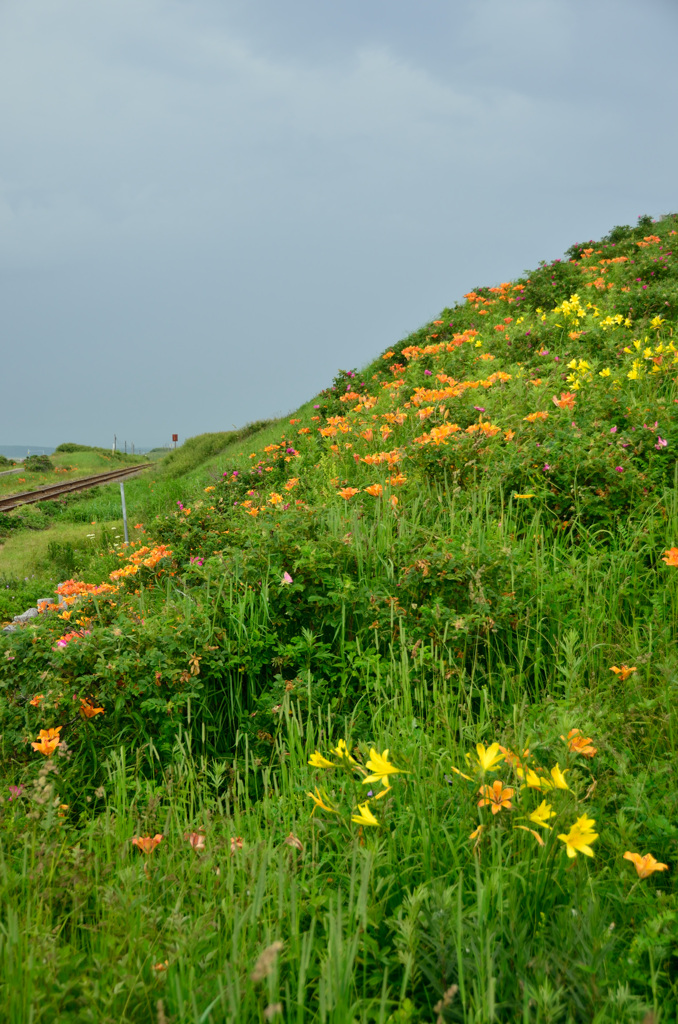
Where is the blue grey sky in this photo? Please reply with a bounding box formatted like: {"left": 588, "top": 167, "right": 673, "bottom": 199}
{"left": 1, "top": 0, "right": 677, "bottom": 448}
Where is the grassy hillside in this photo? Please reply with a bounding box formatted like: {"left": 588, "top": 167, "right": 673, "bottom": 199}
{"left": 1, "top": 214, "right": 678, "bottom": 1022}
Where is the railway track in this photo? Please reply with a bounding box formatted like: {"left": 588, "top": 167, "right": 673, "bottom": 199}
{"left": 0, "top": 463, "right": 149, "bottom": 512}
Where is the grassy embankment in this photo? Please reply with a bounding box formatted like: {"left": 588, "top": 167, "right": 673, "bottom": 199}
{"left": 1, "top": 217, "right": 678, "bottom": 1022}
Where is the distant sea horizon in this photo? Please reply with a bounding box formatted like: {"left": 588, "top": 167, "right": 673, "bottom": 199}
{"left": 0, "top": 444, "right": 56, "bottom": 459}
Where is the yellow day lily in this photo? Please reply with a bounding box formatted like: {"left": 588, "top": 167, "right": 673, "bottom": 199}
{"left": 306, "top": 788, "right": 339, "bottom": 816}
{"left": 465, "top": 742, "right": 504, "bottom": 773}
{"left": 330, "top": 739, "right": 357, "bottom": 764}
{"left": 351, "top": 803, "right": 380, "bottom": 827}
{"left": 514, "top": 825, "right": 545, "bottom": 846}
{"left": 363, "top": 748, "right": 405, "bottom": 788}
{"left": 520, "top": 763, "right": 570, "bottom": 792}
{"left": 548, "top": 764, "right": 571, "bottom": 790}
{"left": 528, "top": 800, "right": 556, "bottom": 830}
{"left": 557, "top": 815, "right": 598, "bottom": 858}
{"left": 308, "top": 751, "right": 335, "bottom": 769}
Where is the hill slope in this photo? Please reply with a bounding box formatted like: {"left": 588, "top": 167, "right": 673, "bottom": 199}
{"left": 1, "top": 214, "right": 678, "bottom": 1022}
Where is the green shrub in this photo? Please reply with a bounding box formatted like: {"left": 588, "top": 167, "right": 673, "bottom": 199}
{"left": 23, "top": 455, "right": 52, "bottom": 472}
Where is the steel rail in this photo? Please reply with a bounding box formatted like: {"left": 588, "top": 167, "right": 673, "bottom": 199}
{"left": 0, "top": 463, "right": 149, "bottom": 512}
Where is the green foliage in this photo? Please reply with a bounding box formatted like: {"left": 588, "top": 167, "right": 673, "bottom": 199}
{"left": 3, "top": 214, "right": 678, "bottom": 1018}
{"left": 54, "top": 442, "right": 136, "bottom": 460}
{"left": 23, "top": 454, "right": 52, "bottom": 472}
{"left": 161, "top": 421, "right": 274, "bottom": 478}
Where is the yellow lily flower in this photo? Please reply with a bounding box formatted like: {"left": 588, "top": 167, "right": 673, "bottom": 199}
{"left": 363, "top": 748, "right": 405, "bottom": 788}
{"left": 528, "top": 800, "right": 556, "bottom": 829}
{"left": 308, "top": 751, "right": 335, "bottom": 769}
{"left": 520, "top": 763, "right": 570, "bottom": 791}
{"left": 514, "top": 825, "right": 545, "bottom": 846}
{"left": 557, "top": 815, "right": 598, "bottom": 858}
{"left": 330, "top": 739, "right": 356, "bottom": 764}
{"left": 306, "top": 788, "right": 339, "bottom": 816}
{"left": 465, "top": 742, "right": 504, "bottom": 773}
{"left": 548, "top": 764, "right": 571, "bottom": 790}
{"left": 351, "top": 803, "right": 380, "bottom": 827}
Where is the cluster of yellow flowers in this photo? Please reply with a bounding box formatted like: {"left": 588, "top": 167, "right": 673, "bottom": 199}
{"left": 453, "top": 734, "right": 667, "bottom": 876}
{"left": 307, "top": 740, "right": 406, "bottom": 828}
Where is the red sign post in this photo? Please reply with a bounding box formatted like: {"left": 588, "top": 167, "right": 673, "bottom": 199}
{"left": 172, "top": 434, "right": 178, "bottom": 448}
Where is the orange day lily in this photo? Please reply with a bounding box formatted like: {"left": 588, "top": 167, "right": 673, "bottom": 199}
{"left": 552, "top": 392, "right": 576, "bottom": 411}
{"left": 609, "top": 664, "right": 637, "bottom": 681}
{"left": 364, "top": 484, "right": 383, "bottom": 497}
{"left": 662, "top": 547, "right": 678, "bottom": 566}
{"left": 498, "top": 745, "right": 530, "bottom": 771}
{"left": 185, "top": 831, "right": 206, "bottom": 851}
{"left": 31, "top": 727, "right": 62, "bottom": 756}
{"left": 623, "top": 851, "right": 669, "bottom": 879}
{"left": 478, "top": 780, "right": 514, "bottom": 815}
{"left": 29, "top": 694, "right": 44, "bottom": 707}
{"left": 561, "top": 728, "right": 597, "bottom": 758}
{"left": 132, "top": 834, "right": 163, "bottom": 854}
{"left": 80, "top": 698, "right": 104, "bottom": 719}
{"left": 338, "top": 487, "right": 360, "bottom": 500}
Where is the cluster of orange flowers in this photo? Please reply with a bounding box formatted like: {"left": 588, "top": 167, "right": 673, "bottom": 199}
{"left": 56, "top": 578, "right": 117, "bottom": 603}
{"left": 410, "top": 370, "right": 512, "bottom": 407}
{"left": 109, "top": 544, "right": 172, "bottom": 581}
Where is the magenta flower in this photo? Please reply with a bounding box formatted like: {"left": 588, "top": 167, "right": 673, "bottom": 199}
{"left": 615, "top": 466, "right": 624, "bottom": 472}
{"left": 474, "top": 406, "right": 486, "bottom": 412}
{"left": 655, "top": 437, "right": 668, "bottom": 449}
{"left": 610, "top": 426, "right": 617, "bottom": 434}
{"left": 8, "top": 785, "right": 24, "bottom": 801}
{"left": 282, "top": 572, "right": 293, "bottom": 585}
{"left": 542, "top": 464, "right": 552, "bottom": 472}
{"left": 424, "top": 369, "right": 432, "bottom": 376}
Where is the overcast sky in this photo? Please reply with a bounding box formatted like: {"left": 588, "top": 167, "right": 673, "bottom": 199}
{"left": 1, "top": 0, "right": 677, "bottom": 448}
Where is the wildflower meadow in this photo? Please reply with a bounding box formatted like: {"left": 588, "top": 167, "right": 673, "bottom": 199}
{"left": 2, "top": 214, "right": 678, "bottom": 1022}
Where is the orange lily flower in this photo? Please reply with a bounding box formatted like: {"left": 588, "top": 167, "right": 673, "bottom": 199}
{"left": 185, "top": 831, "right": 206, "bottom": 851}
{"left": 478, "top": 780, "right": 514, "bottom": 815}
{"left": 552, "top": 392, "right": 576, "bottom": 411}
{"left": 338, "top": 487, "right": 360, "bottom": 500}
{"left": 132, "top": 834, "right": 163, "bottom": 854}
{"left": 561, "top": 728, "right": 596, "bottom": 758}
{"left": 662, "top": 547, "right": 678, "bottom": 566}
{"left": 31, "top": 726, "right": 62, "bottom": 756}
{"left": 609, "top": 664, "right": 637, "bottom": 681}
{"left": 623, "top": 851, "right": 669, "bottom": 879}
{"left": 80, "top": 698, "right": 104, "bottom": 719}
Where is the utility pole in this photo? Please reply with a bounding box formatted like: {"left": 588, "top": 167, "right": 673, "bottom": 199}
{"left": 113, "top": 435, "right": 117, "bottom": 453}
{"left": 120, "top": 483, "right": 129, "bottom": 544}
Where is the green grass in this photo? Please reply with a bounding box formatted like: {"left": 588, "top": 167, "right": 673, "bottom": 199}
{"left": 2, "top": 214, "right": 678, "bottom": 1021}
